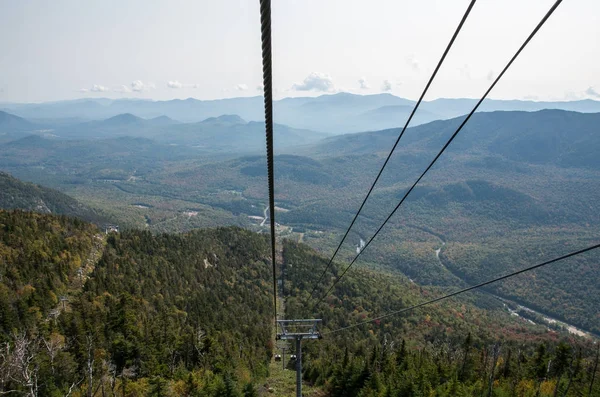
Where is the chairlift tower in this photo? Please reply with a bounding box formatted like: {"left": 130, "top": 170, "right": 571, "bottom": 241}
{"left": 276, "top": 319, "right": 321, "bottom": 397}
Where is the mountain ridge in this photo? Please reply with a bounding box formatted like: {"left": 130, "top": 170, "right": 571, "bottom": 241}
{"left": 0, "top": 110, "right": 330, "bottom": 153}
{"left": 4, "top": 93, "right": 600, "bottom": 134}
{"left": 308, "top": 109, "right": 600, "bottom": 168}
{"left": 0, "top": 171, "right": 109, "bottom": 224}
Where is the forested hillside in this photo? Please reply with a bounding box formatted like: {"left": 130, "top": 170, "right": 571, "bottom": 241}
{"left": 0, "top": 211, "right": 273, "bottom": 396}
{"left": 1, "top": 211, "right": 598, "bottom": 396}
{"left": 0, "top": 210, "right": 101, "bottom": 332}
{"left": 282, "top": 240, "right": 600, "bottom": 396}
{"left": 0, "top": 172, "right": 109, "bottom": 224}
{"left": 0, "top": 110, "right": 36, "bottom": 143}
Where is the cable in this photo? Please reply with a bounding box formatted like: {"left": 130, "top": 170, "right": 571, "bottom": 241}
{"left": 311, "top": 0, "right": 563, "bottom": 311}
{"left": 259, "top": 0, "right": 278, "bottom": 327}
{"left": 323, "top": 242, "right": 600, "bottom": 335}
{"left": 307, "top": 0, "right": 478, "bottom": 300}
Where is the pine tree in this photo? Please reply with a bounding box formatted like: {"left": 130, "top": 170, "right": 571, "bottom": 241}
{"left": 530, "top": 343, "right": 548, "bottom": 380}
{"left": 396, "top": 339, "right": 407, "bottom": 369}
{"left": 459, "top": 333, "right": 473, "bottom": 382}
{"left": 242, "top": 382, "right": 257, "bottom": 397}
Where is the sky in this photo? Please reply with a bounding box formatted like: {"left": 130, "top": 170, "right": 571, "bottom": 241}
{"left": 0, "top": 0, "right": 599, "bottom": 103}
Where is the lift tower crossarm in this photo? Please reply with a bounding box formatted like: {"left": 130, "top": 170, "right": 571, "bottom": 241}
{"left": 276, "top": 319, "right": 322, "bottom": 397}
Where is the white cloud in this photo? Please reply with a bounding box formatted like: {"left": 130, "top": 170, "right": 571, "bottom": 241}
{"left": 406, "top": 55, "right": 420, "bottom": 72}
{"left": 487, "top": 70, "right": 495, "bottom": 81}
{"left": 381, "top": 79, "right": 392, "bottom": 92}
{"left": 91, "top": 84, "right": 108, "bottom": 92}
{"left": 358, "top": 77, "right": 370, "bottom": 90}
{"left": 236, "top": 83, "right": 248, "bottom": 91}
{"left": 292, "top": 72, "right": 335, "bottom": 92}
{"left": 167, "top": 80, "right": 183, "bottom": 89}
{"left": 256, "top": 84, "right": 264, "bottom": 91}
{"left": 131, "top": 80, "right": 155, "bottom": 92}
{"left": 168, "top": 81, "right": 200, "bottom": 89}
{"left": 79, "top": 84, "right": 109, "bottom": 93}
{"left": 114, "top": 84, "right": 132, "bottom": 93}
{"left": 585, "top": 86, "right": 600, "bottom": 99}
{"left": 523, "top": 95, "right": 539, "bottom": 101}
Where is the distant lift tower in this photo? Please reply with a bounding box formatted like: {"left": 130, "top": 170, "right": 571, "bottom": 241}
{"left": 276, "top": 319, "right": 322, "bottom": 397}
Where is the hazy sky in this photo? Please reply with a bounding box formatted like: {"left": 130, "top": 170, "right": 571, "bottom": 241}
{"left": 1, "top": 0, "right": 599, "bottom": 103}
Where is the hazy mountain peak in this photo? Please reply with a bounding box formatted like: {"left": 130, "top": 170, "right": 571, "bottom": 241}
{"left": 104, "top": 113, "right": 143, "bottom": 124}
{"left": 201, "top": 114, "right": 246, "bottom": 124}
{"left": 150, "top": 115, "right": 179, "bottom": 125}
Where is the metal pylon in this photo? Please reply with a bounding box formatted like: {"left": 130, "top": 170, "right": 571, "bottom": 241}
{"left": 276, "top": 319, "right": 322, "bottom": 397}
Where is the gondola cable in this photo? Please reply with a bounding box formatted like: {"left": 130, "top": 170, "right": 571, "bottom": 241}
{"left": 307, "top": 0, "right": 478, "bottom": 301}
{"left": 311, "top": 0, "right": 564, "bottom": 312}
{"left": 259, "top": 0, "right": 279, "bottom": 330}
{"left": 323, "top": 242, "right": 600, "bottom": 335}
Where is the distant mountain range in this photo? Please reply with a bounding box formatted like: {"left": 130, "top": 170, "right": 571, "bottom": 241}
{"left": 3, "top": 93, "right": 600, "bottom": 134}
{"left": 0, "top": 110, "right": 330, "bottom": 153}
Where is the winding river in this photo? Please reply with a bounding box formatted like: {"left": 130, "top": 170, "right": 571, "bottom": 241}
{"left": 432, "top": 238, "right": 593, "bottom": 339}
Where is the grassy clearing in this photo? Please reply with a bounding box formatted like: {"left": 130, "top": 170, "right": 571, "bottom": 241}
{"left": 261, "top": 349, "right": 324, "bottom": 397}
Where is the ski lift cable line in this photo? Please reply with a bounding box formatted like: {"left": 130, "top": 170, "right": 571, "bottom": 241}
{"left": 307, "top": 0, "right": 478, "bottom": 301}
{"left": 323, "top": 242, "right": 600, "bottom": 335}
{"left": 311, "top": 0, "right": 564, "bottom": 312}
{"left": 259, "top": 0, "right": 278, "bottom": 329}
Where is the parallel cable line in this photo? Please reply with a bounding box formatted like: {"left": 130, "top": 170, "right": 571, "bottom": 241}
{"left": 259, "top": 0, "right": 278, "bottom": 327}
{"left": 311, "top": 0, "right": 563, "bottom": 311}
{"left": 323, "top": 242, "right": 600, "bottom": 335}
{"left": 307, "top": 0, "right": 478, "bottom": 300}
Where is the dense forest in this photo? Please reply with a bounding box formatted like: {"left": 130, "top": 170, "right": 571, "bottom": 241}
{"left": 0, "top": 210, "right": 101, "bottom": 332}
{"left": 1, "top": 210, "right": 273, "bottom": 396}
{"left": 282, "top": 240, "right": 600, "bottom": 396}
{"left": 1, "top": 211, "right": 599, "bottom": 396}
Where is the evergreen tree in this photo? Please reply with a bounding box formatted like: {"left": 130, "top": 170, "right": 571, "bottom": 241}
{"left": 459, "top": 333, "right": 474, "bottom": 382}
{"left": 530, "top": 343, "right": 549, "bottom": 380}
{"left": 242, "top": 382, "right": 257, "bottom": 397}
{"left": 396, "top": 339, "right": 407, "bottom": 369}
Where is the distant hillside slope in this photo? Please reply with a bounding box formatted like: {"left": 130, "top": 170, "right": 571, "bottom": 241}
{"left": 0, "top": 172, "right": 108, "bottom": 224}
{"left": 0, "top": 110, "right": 33, "bottom": 130}
{"left": 156, "top": 115, "right": 330, "bottom": 151}
{"left": 311, "top": 109, "right": 600, "bottom": 168}
{"left": 0, "top": 110, "right": 37, "bottom": 143}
